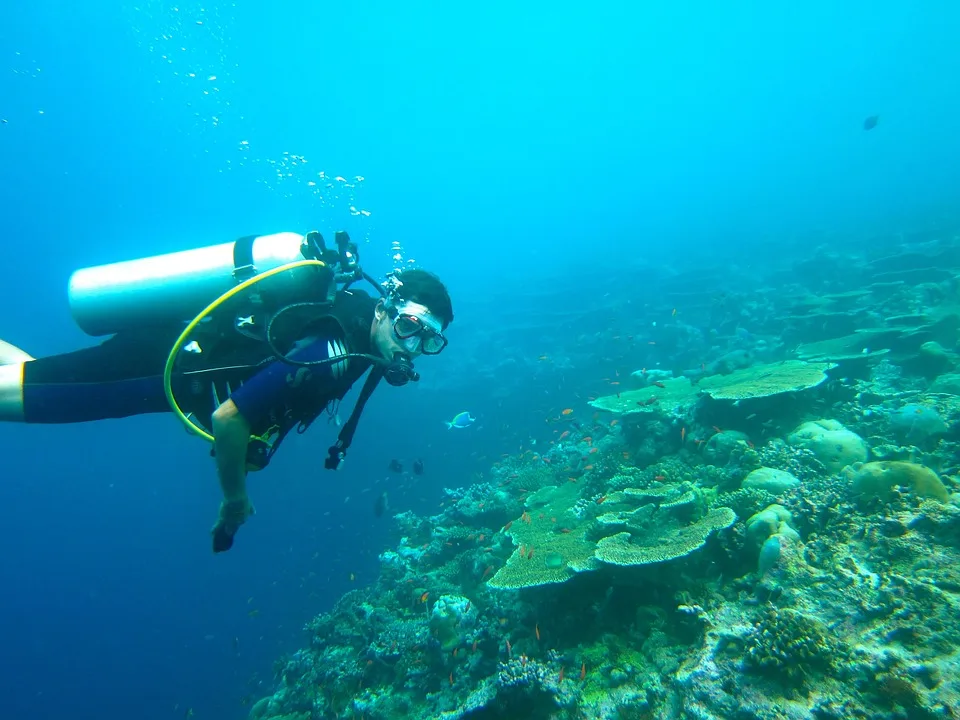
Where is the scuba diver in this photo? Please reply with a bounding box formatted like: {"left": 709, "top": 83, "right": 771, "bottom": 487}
{"left": 0, "top": 230, "right": 453, "bottom": 553}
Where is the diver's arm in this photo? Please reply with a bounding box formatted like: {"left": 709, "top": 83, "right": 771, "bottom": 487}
{"left": 211, "top": 399, "right": 251, "bottom": 503}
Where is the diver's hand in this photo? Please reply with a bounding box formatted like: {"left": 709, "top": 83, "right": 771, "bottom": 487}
{"left": 211, "top": 498, "right": 255, "bottom": 553}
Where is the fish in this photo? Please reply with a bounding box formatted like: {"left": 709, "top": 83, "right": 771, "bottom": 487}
{"left": 445, "top": 411, "right": 476, "bottom": 429}
{"left": 413, "top": 458, "right": 425, "bottom": 475}
{"left": 388, "top": 459, "right": 404, "bottom": 473}
{"left": 863, "top": 114, "right": 879, "bottom": 130}
{"left": 374, "top": 491, "right": 389, "bottom": 518}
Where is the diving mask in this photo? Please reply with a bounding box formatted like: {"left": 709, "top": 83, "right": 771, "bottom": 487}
{"left": 391, "top": 301, "right": 447, "bottom": 355}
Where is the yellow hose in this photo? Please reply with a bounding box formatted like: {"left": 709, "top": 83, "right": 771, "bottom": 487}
{"left": 163, "top": 259, "right": 327, "bottom": 443}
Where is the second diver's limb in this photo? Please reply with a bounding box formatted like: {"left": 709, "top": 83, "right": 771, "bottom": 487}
{"left": 0, "top": 362, "right": 24, "bottom": 422}
{"left": 0, "top": 340, "right": 33, "bottom": 364}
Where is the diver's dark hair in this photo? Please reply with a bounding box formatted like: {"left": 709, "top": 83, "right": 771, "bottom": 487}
{"left": 396, "top": 269, "right": 454, "bottom": 329}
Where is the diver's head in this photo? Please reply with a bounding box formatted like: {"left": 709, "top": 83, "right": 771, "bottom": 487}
{"left": 371, "top": 269, "right": 453, "bottom": 384}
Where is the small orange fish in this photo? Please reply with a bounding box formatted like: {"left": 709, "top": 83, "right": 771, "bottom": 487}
{"left": 609, "top": 380, "right": 620, "bottom": 386}
{"left": 589, "top": 447, "right": 598, "bottom": 454}
{"left": 453, "top": 647, "right": 459, "bottom": 657}
{"left": 559, "top": 430, "right": 571, "bottom": 441}
{"left": 535, "top": 624, "right": 540, "bottom": 641}
{"left": 654, "top": 474, "right": 666, "bottom": 481}
{"left": 472, "top": 639, "right": 478, "bottom": 651}
{"left": 561, "top": 408, "right": 573, "bottom": 415}
{"left": 681, "top": 427, "right": 686, "bottom": 443}
{"left": 481, "top": 565, "right": 494, "bottom": 580}
{"left": 527, "top": 547, "right": 535, "bottom": 559}
{"left": 597, "top": 496, "right": 607, "bottom": 504}
{"left": 538, "top": 355, "right": 549, "bottom": 361}
{"left": 610, "top": 420, "right": 619, "bottom": 426}
{"left": 559, "top": 666, "right": 565, "bottom": 682}
{"left": 559, "top": 527, "right": 572, "bottom": 534}
{"left": 712, "top": 425, "right": 723, "bottom": 434}
{"left": 503, "top": 521, "right": 513, "bottom": 531}
{"left": 420, "top": 591, "right": 429, "bottom": 603}
{"left": 580, "top": 661, "right": 586, "bottom": 680}
{"left": 506, "top": 639, "right": 512, "bottom": 656}
{"left": 583, "top": 464, "right": 594, "bottom": 471}
{"left": 582, "top": 435, "right": 593, "bottom": 444}
{"left": 478, "top": 534, "right": 485, "bottom": 542}
{"left": 449, "top": 672, "right": 454, "bottom": 686}
{"left": 567, "top": 477, "right": 578, "bottom": 483}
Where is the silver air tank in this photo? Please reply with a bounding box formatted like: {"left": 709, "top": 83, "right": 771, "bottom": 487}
{"left": 68, "top": 232, "right": 308, "bottom": 336}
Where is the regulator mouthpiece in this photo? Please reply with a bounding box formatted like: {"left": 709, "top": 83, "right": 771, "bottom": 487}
{"left": 383, "top": 352, "right": 419, "bottom": 387}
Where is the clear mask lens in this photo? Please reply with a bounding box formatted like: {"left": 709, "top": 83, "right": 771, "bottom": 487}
{"left": 393, "top": 313, "right": 446, "bottom": 355}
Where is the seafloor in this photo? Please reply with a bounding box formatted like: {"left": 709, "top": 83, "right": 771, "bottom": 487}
{"left": 251, "top": 234, "right": 960, "bottom": 720}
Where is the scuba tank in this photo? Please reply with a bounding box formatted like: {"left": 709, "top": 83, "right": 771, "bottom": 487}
{"left": 68, "top": 232, "right": 327, "bottom": 336}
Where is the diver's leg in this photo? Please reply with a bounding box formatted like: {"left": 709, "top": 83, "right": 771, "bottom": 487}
{"left": 0, "top": 339, "right": 34, "bottom": 364}
{"left": 4, "top": 331, "right": 176, "bottom": 424}
{"left": 0, "top": 362, "right": 25, "bottom": 421}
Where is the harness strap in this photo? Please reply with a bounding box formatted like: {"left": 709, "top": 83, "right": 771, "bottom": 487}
{"left": 232, "top": 235, "right": 259, "bottom": 282}
{"left": 324, "top": 366, "right": 383, "bottom": 470}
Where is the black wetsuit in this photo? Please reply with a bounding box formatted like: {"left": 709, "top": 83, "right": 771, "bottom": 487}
{"left": 21, "top": 289, "right": 377, "bottom": 466}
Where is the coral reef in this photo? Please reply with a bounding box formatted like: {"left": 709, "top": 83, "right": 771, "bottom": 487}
{"left": 247, "top": 232, "right": 960, "bottom": 720}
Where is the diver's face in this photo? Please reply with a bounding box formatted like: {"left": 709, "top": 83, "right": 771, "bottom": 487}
{"left": 371, "top": 303, "right": 423, "bottom": 360}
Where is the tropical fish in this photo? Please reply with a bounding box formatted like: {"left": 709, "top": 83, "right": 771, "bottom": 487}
{"left": 863, "top": 114, "right": 879, "bottom": 130}
{"left": 387, "top": 459, "right": 404, "bottom": 473}
{"left": 413, "top": 458, "right": 425, "bottom": 475}
{"left": 445, "top": 411, "right": 476, "bottom": 429}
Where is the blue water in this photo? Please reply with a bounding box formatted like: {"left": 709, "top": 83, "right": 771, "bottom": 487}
{"left": 1, "top": 2, "right": 958, "bottom": 719}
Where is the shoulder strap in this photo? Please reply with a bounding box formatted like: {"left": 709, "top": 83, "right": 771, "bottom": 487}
{"left": 324, "top": 366, "right": 384, "bottom": 470}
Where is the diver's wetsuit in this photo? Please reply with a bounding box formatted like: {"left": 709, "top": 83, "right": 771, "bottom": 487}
{"left": 21, "top": 289, "right": 377, "bottom": 463}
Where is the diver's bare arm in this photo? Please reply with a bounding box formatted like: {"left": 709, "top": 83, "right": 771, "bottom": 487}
{"left": 211, "top": 400, "right": 251, "bottom": 503}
